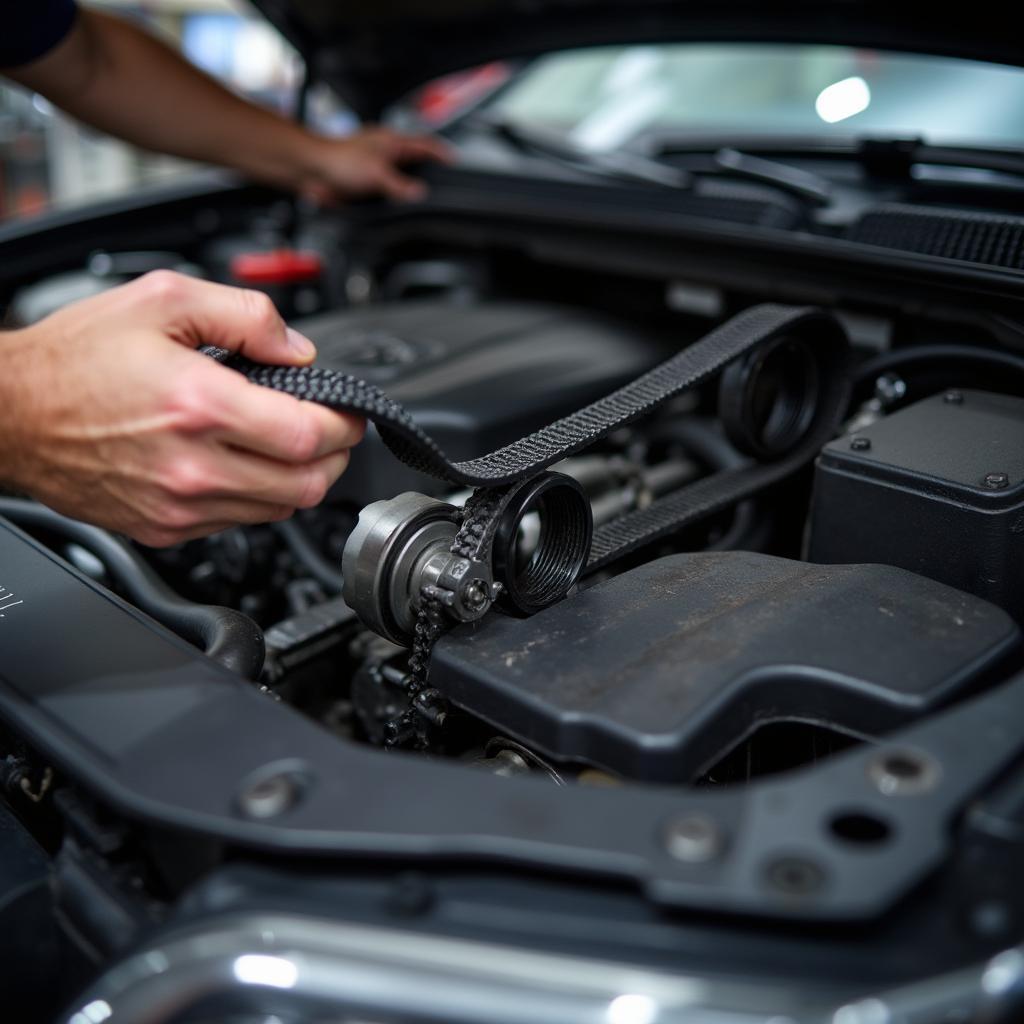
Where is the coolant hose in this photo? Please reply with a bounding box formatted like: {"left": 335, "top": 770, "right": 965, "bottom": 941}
{"left": 272, "top": 519, "right": 345, "bottom": 594}
{"left": 654, "top": 417, "right": 758, "bottom": 551}
{"left": 0, "top": 498, "right": 265, "bottom": 679}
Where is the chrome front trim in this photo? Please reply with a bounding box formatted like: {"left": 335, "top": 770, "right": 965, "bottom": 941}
{"left": 62, "top": 912, "right": 1022, "bottom": 1024}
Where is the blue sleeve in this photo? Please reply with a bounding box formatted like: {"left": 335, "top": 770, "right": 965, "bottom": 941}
{"left": 0, "top": 0, "right": 79, "bottom": 68}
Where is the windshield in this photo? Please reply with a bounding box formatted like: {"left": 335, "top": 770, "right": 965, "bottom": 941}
{"left": 481, "top": 44, "right": 1024, "bottom": 151}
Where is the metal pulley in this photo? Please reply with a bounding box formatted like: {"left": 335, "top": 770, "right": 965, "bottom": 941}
{"left": 342, "top": 472, "right": 593, "bottom": 647}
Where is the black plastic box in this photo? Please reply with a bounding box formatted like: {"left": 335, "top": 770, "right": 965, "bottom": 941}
{"left": 808, "top": 389, "right": 1024, "bottom": 620}
{"left": 432, "top": 551, "right": 1017, "bottom": 782}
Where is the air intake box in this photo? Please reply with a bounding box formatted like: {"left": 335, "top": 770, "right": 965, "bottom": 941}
{"left": 808, "top": 389, "right": 1024, "bottom": 621}
{"left": 431, "top": 551, "right": 1019, "bottom": 782}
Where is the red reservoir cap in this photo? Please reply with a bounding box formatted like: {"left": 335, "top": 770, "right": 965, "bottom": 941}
{"left": 231, "top": 249, "right": 323, "bottom": 285}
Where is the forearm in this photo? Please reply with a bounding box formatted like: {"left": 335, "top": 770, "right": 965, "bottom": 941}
{"left": 8, "top": 9, "right": 324, "bottom": 191}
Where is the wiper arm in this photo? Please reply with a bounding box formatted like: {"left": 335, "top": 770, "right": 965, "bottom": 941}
{"left": 712, "top": 147, "right": 833, "bottom": 206}
{"left": 464, "top": 113, "right": 693, "bottom": 189}
{"left": 654, "top": 133, "right": 1024, "bottom": 185}
{"left": 464, "top": 116, "right": 838, "bottom": 206}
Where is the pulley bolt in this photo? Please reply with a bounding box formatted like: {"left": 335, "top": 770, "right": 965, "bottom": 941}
{"left": 984, "top": 473, "right": 1010, "bottom": 490}
{"left": 462, "top": 580, "right": 490, "bottom": 612}
{"left": 943, "top": 390, "right": 964, "bottom": 405}
{"left": 850, "top": 436, "right": 871, "bottom": 451}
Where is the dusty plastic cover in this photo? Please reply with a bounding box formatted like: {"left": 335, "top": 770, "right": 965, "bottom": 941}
{"left": 432, "top": 551, "right": 1020, "bottom": 782}
{"left": 809, "top": 388, "right": 1024, "bottom": 621}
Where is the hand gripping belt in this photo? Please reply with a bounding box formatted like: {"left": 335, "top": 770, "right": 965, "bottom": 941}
{"left": 208, "top": 302, "right": 850, "bottom": 577}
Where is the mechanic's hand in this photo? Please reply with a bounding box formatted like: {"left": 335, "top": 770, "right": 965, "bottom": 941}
{"left": 0, "top": 271, "right": 365, "bottom": 547}
{"left": 298, "top": 125, "right": 453, "bottom": 204}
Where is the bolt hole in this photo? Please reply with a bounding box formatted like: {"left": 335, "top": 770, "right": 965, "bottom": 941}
{"left": 882, "top": 754, "right": 924, "bottom": 780}
{"left": 829, "top": 811, "right": 892, "bottom": 845}
{"left": 763, "top": 856, "right": 826, "bottom": 896}
{"left": 868, "top": 748, "right": 940, "bottom": 796}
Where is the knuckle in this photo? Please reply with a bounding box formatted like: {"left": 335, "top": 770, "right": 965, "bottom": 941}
{"left": 240, "top": 288, "right": 281, "bottom": 333}
{"left": 296, "top": 469, "right": 330, "bottom": 509}
{"left": 286, "top": 412, "right": 322, "bottom": 462}
{"left": 157, "top": 501, "right": 199, "bottom": 531}
{"left": 161, "top": 456, "right": 215, "bottom": 499}
{"left": 346, "top": 414, "right": 367, "bottom": 446}
{"left": 163, "top": 368, "right": 219, "bottom": 430}
{"left": 138, "top": 269, "right": 187, "bottom": 304}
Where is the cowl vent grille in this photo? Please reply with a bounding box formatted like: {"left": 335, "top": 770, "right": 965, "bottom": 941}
{"left": 847, "top": 203, "right": 1024, "bottom": 270}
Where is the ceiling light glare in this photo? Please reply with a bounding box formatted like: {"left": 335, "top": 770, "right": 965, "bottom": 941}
{"left": 815, "top": 76, "right": 871, "bottom": 123}
{"left": 607, "top": 993, "right": 659, "bottom": 1024}
{"left": 232, "top": 954, "right": 299, "bottom": 989}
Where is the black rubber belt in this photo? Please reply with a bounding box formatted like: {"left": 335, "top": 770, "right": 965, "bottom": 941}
{"left": 211, "top": 303, "right": 850, "bottom": 573}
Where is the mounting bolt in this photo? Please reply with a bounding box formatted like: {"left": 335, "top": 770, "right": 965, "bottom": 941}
{"left": 874, "top": 373, "right": 907, "bottom": 405}
{"left": 983, "top": 473, "right": 1010, "bottom": 490}
{"left": 943, "top": 390, "right": 965, "bottom": 405}
{"left": 850, "top": 436, "right": 871, "bottom": 452}
{"left": 238, "top": 771, "right": 304, "bottom": 819}
{"left": 664, "top": 814, "right": 723, "bottom": 863}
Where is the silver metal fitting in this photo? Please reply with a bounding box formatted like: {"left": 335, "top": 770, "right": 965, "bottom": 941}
{"left": 342, "top": 493, "right": 496, "bottom": 646}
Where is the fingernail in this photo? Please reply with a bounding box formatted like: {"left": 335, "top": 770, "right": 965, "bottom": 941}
{"left": 287, "top": 327, "right": 317, "bottom": 361}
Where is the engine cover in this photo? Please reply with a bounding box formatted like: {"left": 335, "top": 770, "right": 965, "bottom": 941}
{"left": 809, "top": 389, "right": 1024, "bottom": 622}
{"left": 293, "top": 299, "right": 677, "bottom": 503}
{"left": 432, "top": 551, "right": 1020, "bottom": 782}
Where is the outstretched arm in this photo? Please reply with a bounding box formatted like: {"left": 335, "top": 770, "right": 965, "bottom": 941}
{"left": 5, "top": 7, "right": 450, "bottom": 203}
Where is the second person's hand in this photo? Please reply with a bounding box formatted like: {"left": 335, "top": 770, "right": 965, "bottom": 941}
{"left": 295, "top": 125, "right": 454, "bottom": 205}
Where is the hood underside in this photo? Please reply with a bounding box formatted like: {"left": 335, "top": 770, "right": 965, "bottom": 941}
{"left": 247, "top": 1, "right": 1023, "bottom": 118}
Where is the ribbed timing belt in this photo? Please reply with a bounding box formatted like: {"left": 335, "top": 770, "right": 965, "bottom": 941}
{"left": 210, "top": 302, "right": 850, "bottom": 577}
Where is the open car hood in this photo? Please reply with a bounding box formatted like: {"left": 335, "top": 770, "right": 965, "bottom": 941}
{"left": 247, "top": 0, "right": 1024, "bottom": 118}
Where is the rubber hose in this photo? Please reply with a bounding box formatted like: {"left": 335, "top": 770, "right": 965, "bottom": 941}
{"left": 272, "top": 519, "right": 345, "bottom": 594}
{"left": 855, "top": 345, "right": 1024, "bottom": 389}
{"left": 0, "top": 498, "right": 264, "bottom": 679}
{"left": 654, "top": 417, "right": 758, "bottom": 550}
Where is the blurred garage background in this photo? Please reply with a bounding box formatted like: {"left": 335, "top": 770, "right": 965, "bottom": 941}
{"left": 0, "top": 0, "right": 316, "bottom": 222}
{"left": 6, "top": 2, "right": 1024, "bottom": 226}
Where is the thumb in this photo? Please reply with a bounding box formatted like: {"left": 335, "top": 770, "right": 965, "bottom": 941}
{"left": 132, "top": 271, "right": 317, "bottom": 366}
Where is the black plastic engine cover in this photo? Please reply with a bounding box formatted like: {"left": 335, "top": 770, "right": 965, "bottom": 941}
{"left": 808, "top": 389, "right": 1024, "bottom": 622}
{"left": 294, "top": 300, "right": 676, "bottom": 502}
{"left": 432, "top": 552, "right": 1020, "bottom": 782}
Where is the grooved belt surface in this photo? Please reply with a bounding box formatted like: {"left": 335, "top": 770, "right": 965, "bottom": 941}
{"left": 210, "top": 303, "right": 850, "bottom": 571}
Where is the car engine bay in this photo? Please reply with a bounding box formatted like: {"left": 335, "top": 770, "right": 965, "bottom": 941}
{"left": 4, "top": 166, "right": 1024, "bottom": 1020}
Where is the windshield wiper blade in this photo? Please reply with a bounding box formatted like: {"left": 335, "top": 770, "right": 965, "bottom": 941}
{"left": 464, "top": 113, "right": 693, "bottom": 189}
